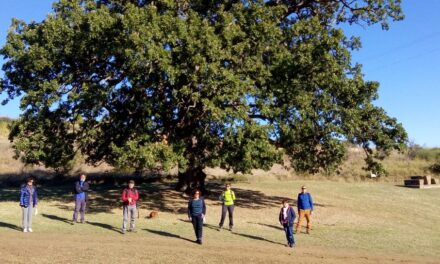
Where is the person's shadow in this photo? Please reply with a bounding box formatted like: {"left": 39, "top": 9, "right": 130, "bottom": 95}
{"left": 231, "top": 231, "right": 285, "bottom": 246}
{"left": 0, "top": 221, "right": 21, "bottom": 231}
{"left": 144, "top": 228, "right": 196, "bottom": 243}
{"left": 42, "top": 213, "right": 72, "bottom": 225}
{"left": 247, "top": 222, "right": 283, "bottom": 231}
{"left": 86, "top": 221, "right": 123, "bottom": 233}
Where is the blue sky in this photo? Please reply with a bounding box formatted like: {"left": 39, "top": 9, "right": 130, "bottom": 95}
{"left": 0, "top": 0, "right": 439, "bottom": 147}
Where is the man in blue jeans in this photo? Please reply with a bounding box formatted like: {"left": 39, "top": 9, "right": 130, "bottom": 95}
{"left": 72, "top": 174, "right": 89, "bottom": 224}
{"left": 279, "top": 199, "right": 296, "bottom": 247}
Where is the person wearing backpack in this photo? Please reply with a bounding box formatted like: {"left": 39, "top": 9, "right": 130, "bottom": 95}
{"left": 121, "top": 180, "right": 139, "bottom": 234}
{"left": 72, "top": 173, "right": 90, "bottom": 224}
{"left": 279, "top": 199, "right": 296, "bottom": 248}
{"left": 218, "top": 183, "right": 236, "bottom": 231}
{"left": 295, "top": 185, "right": 314, "bottom": 234}
{"left": 19, "top": 177, "right": 38, "bottom": 233}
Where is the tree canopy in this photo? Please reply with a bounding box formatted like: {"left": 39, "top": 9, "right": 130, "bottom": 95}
{"left": 0, "top": 0, "right": 407, "bottom": 189}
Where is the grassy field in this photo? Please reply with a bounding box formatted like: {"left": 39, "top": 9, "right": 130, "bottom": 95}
{"left": 1, "top": 178, "right": 439, "bottom": 263}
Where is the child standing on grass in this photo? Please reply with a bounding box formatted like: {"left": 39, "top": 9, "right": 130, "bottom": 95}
{"left": 121, "top": 180, "right": 139, "bottom": 234}
{"left": 19, "top": 177, "right": 38, "bottom": 233}
{"left": 279, "top": 199, "right": 296, "bottom": 248}
{"left": 188, "top": 189, "right": 206, "bottom": 245}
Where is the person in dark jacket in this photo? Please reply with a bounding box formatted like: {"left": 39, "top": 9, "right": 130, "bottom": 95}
{"left": 19, "top": 177, "right": 38, "bottom": 233}
{"left": 188, "top": 189, "right": 206, "bottom": 245}
{"left": 295, "top": 185, "right": 314, "bottom": 234}
{"left": 279, "top": 199, "right": 296, "bottom": 247}
{"left": 121, "top": 180, "right": 139, "bottom": 234}
{"left": 72, "top": 173, "right": 90, "bottom": 224}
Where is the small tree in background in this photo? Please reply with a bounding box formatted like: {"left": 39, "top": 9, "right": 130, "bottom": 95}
{"left": 1, "top": 0, "right": 407, "bottom": 191}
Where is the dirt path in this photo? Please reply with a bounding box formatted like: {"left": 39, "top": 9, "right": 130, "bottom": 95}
{"left": 0, "top": 232, "right": 438, "bottom": 264}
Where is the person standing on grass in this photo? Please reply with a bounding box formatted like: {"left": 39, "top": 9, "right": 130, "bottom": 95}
{"left": 121, "top": 180, "right": 139, "bottom": 234}
{"left": 19, "top": 177, "right": 38, "bottom": 233}
{"left": 218, "top": 183, "right": 236, "bottom": 231}
{"left": 72, "top": 173, "right": 89, "bottom": 224}
{"left": 188, "top": 189, "right": 206, "bottom": 245}
{"left": 295, "top": 185, "right": 314, "bottom": 234}
{"left": 279, "top": 199, "right": 296, "bottom": 248}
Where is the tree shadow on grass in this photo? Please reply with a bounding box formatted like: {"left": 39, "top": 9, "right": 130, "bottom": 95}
{"left": 0, "top": 221, "right": 21, "bottom": 231}
{"left": 1, "top": 174, "right": 329, "bottom": 215}
{"left": 144, "top": 228, "right": 195, "bottom": 243}
{"left": 86, "top": 221, "right": 122, "bottom": 233}
{"left": 41, "top": 213, "right": 71, "bottom": 225}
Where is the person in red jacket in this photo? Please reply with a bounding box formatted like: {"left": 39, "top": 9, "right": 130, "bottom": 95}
{"left": 121, "top": 180, "right": 139, "bottom": 234}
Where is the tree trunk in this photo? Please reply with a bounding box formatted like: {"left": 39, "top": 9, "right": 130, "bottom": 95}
{"left": 176, "top": 166, "right": 207, "bottom": 194}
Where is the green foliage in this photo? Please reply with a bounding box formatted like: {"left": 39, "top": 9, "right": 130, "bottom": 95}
{"left": 8, "top": 112, "right": 76, "bottom": 173}
{"left": 111, "top": 136, "right": 187, "bottom": 173}
{"left": 0, "top": 0, "right": 407, "bottom": 183}
{"left": 429, "top": 163, "right": 440, "bottom": 175}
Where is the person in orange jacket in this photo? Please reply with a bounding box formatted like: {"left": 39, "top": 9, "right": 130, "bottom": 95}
{"left": 121, "top": 180, "right": 139, "bottom": 234}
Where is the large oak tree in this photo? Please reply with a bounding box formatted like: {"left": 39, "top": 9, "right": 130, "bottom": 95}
{"left": 0, "top": 0, "right": 407, "bottom": 191}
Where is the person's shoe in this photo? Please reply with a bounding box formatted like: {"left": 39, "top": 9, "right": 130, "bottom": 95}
{"left": 196, "top": 240, "right": 202, "bottom": 245}
{"left": 228, "top": 226, "right": 233, "bottom": 231}
{"left": 130, "top": 229, "right": 137, "bottom": 233}
{"left": 27, "top": 228, "right": 33, "bottom": 233}
{"left": 23, "top": 228, "right": 28, "bottom": 233}
{"left": 290, "top": 243, "right": 295, "bottom": 248}
{"left": 121, "top": 229, "right": 126, "bottom": 234}
{"left": 306, "top": 230, "right": 310, "bottom": 234}
{"left": 71, "top": 221, "right": 76, "bottom": 225}
{"left": 218, "top": 225, "right": 222, "bottom": 231}
{"left": 81, "top": 220, "right": 85, "bottom": 224}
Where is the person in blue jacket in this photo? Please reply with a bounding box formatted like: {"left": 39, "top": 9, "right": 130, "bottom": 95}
{"left": 19, "top": 177, "right": 38, "bottom": 233}
{"left": 279, "top": 199, "right": 296, "bottom": 247}
{"left": 188, "top": 189, "right": 206, "bottom": 245}
{"left": 295, "top": 185, "right": 314, "bottom": 234}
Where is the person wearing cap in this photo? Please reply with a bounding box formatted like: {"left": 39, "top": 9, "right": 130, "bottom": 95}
{"left": 218, "top": 183, "right": 236, "bottom": 231}
{"left": 188, "top": 189, "right": 206, "bottom": 245}
{"left": 121, "top": 180, "right": 139, "bottom": 234}
{"left": 19, "top": 177, "right": 38, "bottom": 233}
{"left": 295, "top": 185, "right": 314, "bottom": 234}
{"left": 72, "top": 173, "right": 90, "bottom": 224}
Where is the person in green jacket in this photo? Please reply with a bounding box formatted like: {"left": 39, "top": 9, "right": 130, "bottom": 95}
{"left": 218, "top": 183, "right": 236, "bottom": 231}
